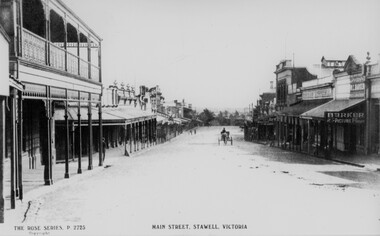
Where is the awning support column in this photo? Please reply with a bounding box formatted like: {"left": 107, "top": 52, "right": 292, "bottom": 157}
{"left": 0, "top": 97, "right": 5, "bottom": 223}
{"left": 98, "top": 103, "right": 103, "bottom": 166}
{"left": 17, "top": 90, "right": 23, "bottom": 200}
{"left": 77, "top": 94, "right": 82, "bottom": 174}
{"left": 88, "top": 95, "right": 93, "bottom": 170}
{"left": 64, "top": 98, "right": 70, "bottom": 179}
{"left": 124, "top": 123, "right": 129, "bottom": 156}
{"left": 307, "top": 119, "right": 311, "bottom": 154}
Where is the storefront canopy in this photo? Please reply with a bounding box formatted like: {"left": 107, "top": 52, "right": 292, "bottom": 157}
{"left": 277, "top": 99, "right": 332, "bottom": 116}
{"left": 55, "top": 106, "right": 156, "bottom": 124}
{"left": 300, "top": 99, "right": 365, "bottom": 119}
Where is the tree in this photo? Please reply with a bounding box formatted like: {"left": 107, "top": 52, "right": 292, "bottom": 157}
{"left": 198, "top": 109, "right": 215, "bottom": 126}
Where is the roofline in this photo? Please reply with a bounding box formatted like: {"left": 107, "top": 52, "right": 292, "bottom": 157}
{"left": 274, "top": 66, "right": 307, "bottom": 74}
{"left": 56, "top": 0, "right": 102, "bottom": 41}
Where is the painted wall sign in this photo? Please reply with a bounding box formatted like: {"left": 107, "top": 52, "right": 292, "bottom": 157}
{"left": 302, "top": 87, "right": 332, "bottom": 100}
{"left": 349, "top": 74, "right": 365, "bottom": 99}
{"left": 325, "top": 111, "right": 365, "bottom": 124}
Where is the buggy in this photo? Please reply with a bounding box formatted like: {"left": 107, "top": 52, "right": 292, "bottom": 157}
{"left": 218, "top": 131, "right": 233, "bottom": 145}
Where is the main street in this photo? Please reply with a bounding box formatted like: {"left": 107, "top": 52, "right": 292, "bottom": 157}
{"left": 3, "top": 127, "right": 380, "bottom": 236}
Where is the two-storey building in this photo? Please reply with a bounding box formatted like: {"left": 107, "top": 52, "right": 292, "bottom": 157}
{"left": 1, "top": 0, "right": 103, "bottom": 212}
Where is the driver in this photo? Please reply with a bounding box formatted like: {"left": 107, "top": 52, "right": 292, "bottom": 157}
{"left": 221, "top": 128, "right": 227, "bottom": 135}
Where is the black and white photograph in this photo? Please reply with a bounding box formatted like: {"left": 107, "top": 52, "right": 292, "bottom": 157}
{"left": 0, "top": 0, "right": 380, "bottom": 235}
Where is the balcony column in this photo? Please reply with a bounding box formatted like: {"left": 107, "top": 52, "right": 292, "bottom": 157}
{"left": 0, "top": 97, "right": 5, "bottom": 223}
{"left": 77, "top": 94, "right": 82, "bottom": 174}
{"left": 98, "top": 41, "right": 102, "bottom": 83}
{"left": 76, "top": 30, "right": 80, "bottom": 76}
{"left": 63, "top": 17, "right": 68, "bottom": 72}
{"left": 88, "top": 94, "right": 93, "bottom": 170}
{"left": 45, "top": 3, "right": 51, "bottom": 66}
{"left": 87, "top": 33, "right": 91, "bottom": 79}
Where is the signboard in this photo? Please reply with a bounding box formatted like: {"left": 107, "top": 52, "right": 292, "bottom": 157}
{"left": 349, "top": 74, "right": 365, "bottom": 99}
{"left": 325, "top": 111, "right": 365, "bottom": 124}
{"left": 0, "top": 30, "right": 9, "bottom": 96}
{"left": 302, "top": 87, "right": 332, "bottom": 100}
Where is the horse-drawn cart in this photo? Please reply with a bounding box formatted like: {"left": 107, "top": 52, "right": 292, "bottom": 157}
{"left": 218, "top": 131, "right": 233, "bottom": 145}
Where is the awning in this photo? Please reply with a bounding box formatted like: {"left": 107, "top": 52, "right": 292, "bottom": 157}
{"left": 54, "top": 107, "right": 125, "bottom": 123}
{"left": 300, "top": 99, "right": 365, "bottom": 119}
{"left": 277, "top": 99, "right": 332, "bottom": 116}
{"left": 102, "top": 106, "right": 156, "bottom": 122}
{"left": 156, "top": 114, "right": 169, "bottom": 124}
{"left": 55, "top": 106, "right": 156, "bottom": 124}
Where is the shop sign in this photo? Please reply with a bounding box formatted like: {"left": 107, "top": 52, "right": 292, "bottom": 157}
{"left": 302, "top": 88, "right": 332, "bottom": 100}
{"left": 350, "top": 74, "right": 365, "bottom": 99}
{"left": 325, "top": 111, "right": 365, "bottom": 124}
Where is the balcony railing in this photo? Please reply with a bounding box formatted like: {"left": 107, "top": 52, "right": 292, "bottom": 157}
{"left": 80, "top": 59, "right": 89, "bottom": 79}
{"left": 50, "top": 43, "right": 65, "bottom": 71}
{"left": 21, "top": 28, "right": 100, "bottom": 83}
{"left": 22, "top": 29, "right": 46, "bottom": 65}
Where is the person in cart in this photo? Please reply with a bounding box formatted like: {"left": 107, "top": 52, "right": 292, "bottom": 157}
{"left": 221, "top": 128, "right": 229, "bottom": 142}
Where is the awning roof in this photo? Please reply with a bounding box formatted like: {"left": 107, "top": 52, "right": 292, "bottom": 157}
{"left": 54, "top": 107, "right": 124, "bottom": 121}
{"left": 301, "top": 99, "right": 365, "bottom": 118}
{"left": 277, "top": 99, "right": 332, "bottom": 116}
{"left": 55, "top": 106, "right": 156, "bottom": 123}
{"left": 156, "top": 114, "right": 169, "bottom": 124}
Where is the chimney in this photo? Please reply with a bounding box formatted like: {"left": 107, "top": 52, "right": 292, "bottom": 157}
{"left": 270, "top": 81, "right": 274, "bottom": 89}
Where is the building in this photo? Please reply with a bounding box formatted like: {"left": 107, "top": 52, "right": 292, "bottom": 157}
{"left": 274, "top": 59, "right": 317, "bottom": 110}
{"left": 1, "top": 0, "right": 103, "bottom": 214}
{"left": 275, "top": 57, "right": 345, "bottom": 154}
{"left": 300, "top": 55, "right": 366, "bottom": 156}
{"left": 0, "top": 24, "right": 10, "bottom": 223}
{"left": 366, "top": 53, "right": 380, "bottom": 155}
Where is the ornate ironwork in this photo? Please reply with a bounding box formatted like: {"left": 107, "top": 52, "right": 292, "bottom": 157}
{"left": 22, "top": 29, "right": 46, "bottom": 65}
{"left": 67, "top": 52, "right": 79, "bottom": 75}
{"left": 23, "top": 83, "right": 47, "bottom": 97}
{"left": 50, "top": 87, "right": 66, "bottom": 99}
{"left": 50, "top": 43, "right": 65, "bottom": 70}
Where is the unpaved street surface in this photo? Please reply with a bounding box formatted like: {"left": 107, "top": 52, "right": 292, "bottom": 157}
{"left": 2, "top": 127, "right": 380, "bottom": 236}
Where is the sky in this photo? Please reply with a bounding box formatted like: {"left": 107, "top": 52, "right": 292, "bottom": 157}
{"left": 63, "top": 0, "right": 380, "bottom": 111}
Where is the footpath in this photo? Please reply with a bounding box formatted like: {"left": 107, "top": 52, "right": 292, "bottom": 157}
{"left": 251, "top": 140, "right": 380, "bottom": 172}
{"left": 3, "top": 141, "right": 159, "bottom": 224}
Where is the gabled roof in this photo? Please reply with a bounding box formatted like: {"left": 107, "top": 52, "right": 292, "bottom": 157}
{"left": 343, "top": 55, "right": 363, "bottom": 75}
